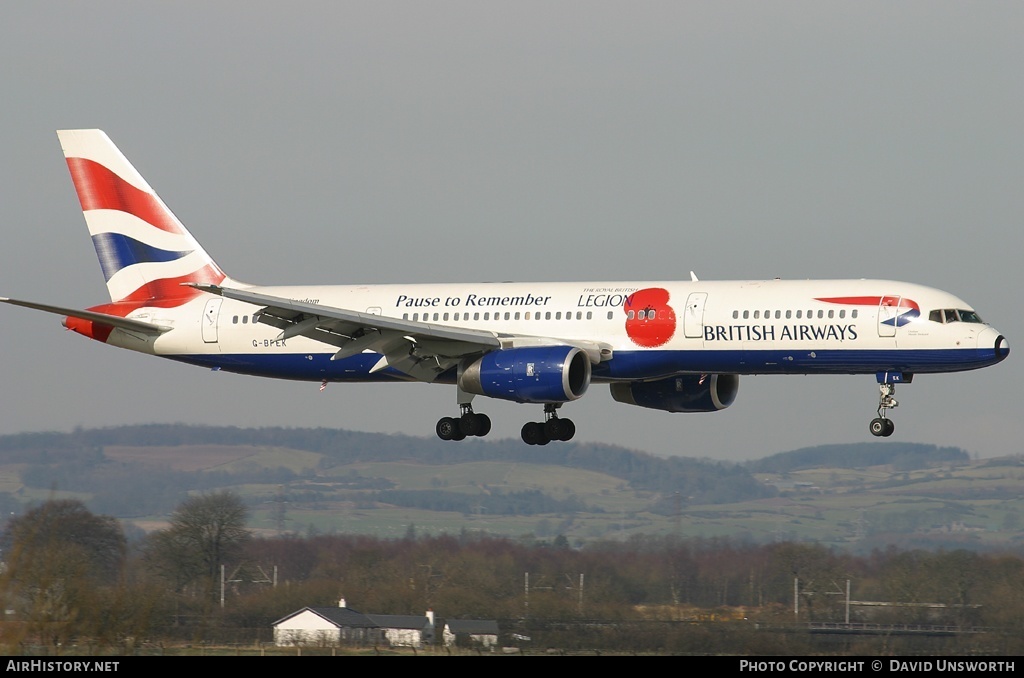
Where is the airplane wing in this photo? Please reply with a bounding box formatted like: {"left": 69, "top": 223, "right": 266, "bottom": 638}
{"left": 189, "top": 283, "right": 609, "bottom": 383}
{"left": 0, "top": 297, "right": 172, "bottom": 334}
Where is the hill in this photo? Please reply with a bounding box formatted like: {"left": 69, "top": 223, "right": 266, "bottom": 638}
{"left": 747, "top": 442, "right": 969, "bottom": 473}
{"left": 0, "top": 423, "right": 770, "bottom": 521}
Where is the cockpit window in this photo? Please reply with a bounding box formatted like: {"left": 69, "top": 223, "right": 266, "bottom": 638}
{"left": 958, "top": 309, "right": 983, "bottom": 323}
{"left": 929, "top": 308, "right": 985, "bottom": 324}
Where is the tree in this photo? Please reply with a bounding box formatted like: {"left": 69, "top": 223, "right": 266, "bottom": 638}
{"left": 145, "top": 491, "right": 251, "bottom": 599}
{"left": 1, "top": 500, "right": 126, "bottom": 645}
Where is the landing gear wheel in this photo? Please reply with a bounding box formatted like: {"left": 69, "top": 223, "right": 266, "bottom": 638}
{"left": 436, "top": 417, "right": 459, "bottom": 441}
{"left": 544, "top": 418, "right": 564, "bottom": 441}
{"left": 521, "top": 422, "right": 550, "bottom": 446}
{"left": 544, "top": 418, "right": 576, "bottom": 442}
{"left": 869, "top": 418, "right": 888, "bottom": 437}
{"left": 475, "top": 413, "right": 492, "bottom": 437}
{"left": 453, "top": 408, "right": 490, "bottom": 438}
{"left": 461, "top": 412, "right": 482, "bottom": 436}
{"left": 558, "top": 418, "right": 576, "bottom": 441}
{"left": 883, "top": 419, "right": 895, "bottom": 437}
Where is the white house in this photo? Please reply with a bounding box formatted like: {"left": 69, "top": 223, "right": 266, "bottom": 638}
{"left": 367, "top": 610, "right": 436, "bottom": 648}
{"left": 442, "top": 619, "right": 500, "bottom": 648}
{"left": 273, "top": 600, "right": 382, "bottom": 646}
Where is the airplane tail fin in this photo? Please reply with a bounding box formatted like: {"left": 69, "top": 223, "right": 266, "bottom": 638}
{"left": 57, "top": 129, "right": 227, "bottom": 305}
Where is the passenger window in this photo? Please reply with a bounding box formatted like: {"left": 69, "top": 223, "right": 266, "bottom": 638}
{"left": 242, "top": 316, "right": 248, "bottom": 324}
{"left": 796, "top": 310, "right": 802, "bottom": 319}
{"left": 786, "top": 310, "right": 792, "bottom": 319}
{"left": 774, "top": 310, "right": 781, "bottom": 319}
{"left": 607, "top": 311, "right": 613, "bottom": 320}
{"left": 514, "top": 312, "right": 521, "bottom": 320}
{"left": 839, "top": 310, "right": 845, "bottom": 319}
{"left": 851, "top": 310, "right": 858, "bottom": 319}
{"left": 828, "top": 310, "right": 834, "bottom": 319}
{"left": 587, "top": 312, "right": 592, "bottom": 320}
{"left": 743, "top": 310, "right": 750, "bottom": 320}
{"left": 754, "top": 311, "right": 760, "bottom": 319}
{"left": 232, "top": 316, "right": 238, "bottom": 324}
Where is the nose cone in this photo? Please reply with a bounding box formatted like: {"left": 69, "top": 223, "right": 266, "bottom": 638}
{"left": 979, "top": 327, "right": 1009, "bottom": 364}
{"left": 995, "top": 333, "right": 1010, "bottom": 361}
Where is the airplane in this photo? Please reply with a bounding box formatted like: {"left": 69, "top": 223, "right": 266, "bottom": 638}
{"left": 0, "top": 130, "right": 1010, "bottom": 445}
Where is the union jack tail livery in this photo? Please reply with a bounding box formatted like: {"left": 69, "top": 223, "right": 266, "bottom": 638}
{"left": 0, "top": 130, "right": 1010, "bottom": 444}
{"left": 57, "top": 129, "right": 227, "bottom": 306}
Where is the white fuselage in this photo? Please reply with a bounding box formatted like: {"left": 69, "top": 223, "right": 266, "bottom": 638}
{"left": 106, "top": 278, "right": 1006, "bottom": 384}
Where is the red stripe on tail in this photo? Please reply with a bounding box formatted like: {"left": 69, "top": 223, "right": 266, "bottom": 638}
{"left": 66, "top": 157, "right": 186, "bottom": 235}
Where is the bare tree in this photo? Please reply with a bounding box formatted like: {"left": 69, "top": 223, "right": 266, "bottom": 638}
{"left": 145, "top": 491, "right": 251, "bottom": 599}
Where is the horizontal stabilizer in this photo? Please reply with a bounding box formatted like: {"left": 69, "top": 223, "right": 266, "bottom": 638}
{"left": 0, "top": 297, "right": 172, "bottom": 334}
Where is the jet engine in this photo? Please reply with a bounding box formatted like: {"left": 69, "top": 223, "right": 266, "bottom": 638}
{"left": 609, "top": 374, "right": 739, "bottom": 412}
{"left": 459, "top": 346, "right": 591, "bottom": 403}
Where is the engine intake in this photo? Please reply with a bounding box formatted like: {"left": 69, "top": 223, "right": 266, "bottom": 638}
{"left": 609, "top": 374, "right": 739, "bottom": 412}
{"left": 459, "top": 346, "right": 591, "bottom": 403}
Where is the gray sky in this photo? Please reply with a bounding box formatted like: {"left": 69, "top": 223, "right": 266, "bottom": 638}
{"left": 1, "top": 2, "right": 1021, "bottom": 461}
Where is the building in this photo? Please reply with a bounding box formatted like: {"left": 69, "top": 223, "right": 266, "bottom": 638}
{"left": 442, "top": 619, "right": 500, "bottom": 648}
{"left": 367, "top": 610, "right": 436, "bottom": 648}
{"left": 273, "top": 599, "right": 382, "bottom": 646}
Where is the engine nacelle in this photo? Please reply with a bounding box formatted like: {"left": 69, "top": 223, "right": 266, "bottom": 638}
{"left": 609, "top": 374, "right": 739, "bottom": 413}
{"left": 459, "top": 346, "right": 592, "bottom": 404}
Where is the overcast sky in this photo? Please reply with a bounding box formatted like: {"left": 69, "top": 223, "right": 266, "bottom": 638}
{"left": 0, "top": 2, "right": 1021, "bottom": 461}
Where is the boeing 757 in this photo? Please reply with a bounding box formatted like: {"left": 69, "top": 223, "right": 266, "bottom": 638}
{"left": 0, "top": 130, "right": 1010, "bottom": 444}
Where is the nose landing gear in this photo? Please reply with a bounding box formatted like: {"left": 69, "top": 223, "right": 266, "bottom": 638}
{"left": 869, "top": 382, "right": 898, "bottom": 437}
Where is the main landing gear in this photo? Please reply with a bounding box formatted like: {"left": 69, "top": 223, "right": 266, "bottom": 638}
{"left": 869, "top": 382, "right": 898, "bottom": 438}
{"left": 436, "top": 404, "right": 492, "bottom": 441}
{"left": 435, "top": 403, "right": 577, "bottom": 445}
{"left": 521, "top": 404, "right": 576, "bottom": 446}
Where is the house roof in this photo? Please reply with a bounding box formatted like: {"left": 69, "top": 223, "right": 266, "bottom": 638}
{"left": 366, "top": 614, "right": 432, "bottom": 630}
{"left": 445, "top": 619, "right": 499, "bottom": 635}
{"left": 273, "top": 606, "right": 378, "bottom": 629}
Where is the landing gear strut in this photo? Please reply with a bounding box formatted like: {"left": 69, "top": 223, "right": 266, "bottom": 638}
{"left": 436, "top": 403, "right": 491, "bottom": 442}
{"left": 869, "top": 383, "right": 898, "bottom": 437}
{"left": 521, "top": 404, "right": 576, "bottom": 446}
